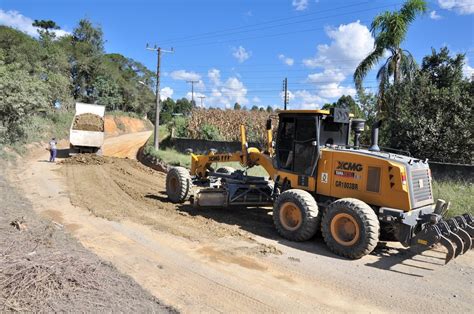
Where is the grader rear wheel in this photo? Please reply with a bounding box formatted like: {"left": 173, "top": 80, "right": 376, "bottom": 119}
{"left": 166, "top": 167, "right": 191, "bottom": 203}
{"left": 322, "top": 198, "right": 379, "bottom": 259}
{"left": 273, "top": 189, "right": 320, "bottom": 241}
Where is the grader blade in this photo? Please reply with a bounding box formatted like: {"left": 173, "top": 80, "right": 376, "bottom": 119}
{"left": 446, "top": 218, "right": 472, "bottom": 254}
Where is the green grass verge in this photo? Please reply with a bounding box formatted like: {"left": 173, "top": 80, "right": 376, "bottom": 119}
{"left": 432, "top": 179, "right": 473, "bottom": 218}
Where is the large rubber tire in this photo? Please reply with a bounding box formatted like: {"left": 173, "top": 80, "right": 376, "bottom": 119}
{"left": 273, "top": 189, "right": 320, "bottom": 241}
{"left": 166, "top": 167, "right": 192, "bottom": 203}
{"left": 322, "top": 198, "right": 379, "bottom": 259}
{"left": 216, "top": 167, "right": 235, "bottom": 174}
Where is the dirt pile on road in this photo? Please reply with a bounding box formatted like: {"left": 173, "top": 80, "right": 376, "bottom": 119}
{"left": 72, "top": 113, "right": 104, "bottom": 132}
{"left": 61, "top": 157, "right": 281, "bottom": 255}
{"left": 61, "top": 154, "right": 110, "bottom": 165}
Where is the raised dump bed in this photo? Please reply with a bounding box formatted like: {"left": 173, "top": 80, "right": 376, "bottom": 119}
{"left": 69, "top": 103, "right": 105, "bottom": 155}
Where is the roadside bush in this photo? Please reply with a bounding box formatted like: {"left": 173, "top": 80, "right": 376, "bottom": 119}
{"left": 167, "top": 116, "right": 189, "bottom": 138}
{"left": 200, "top": 124, "right": 221, "bottom": 140}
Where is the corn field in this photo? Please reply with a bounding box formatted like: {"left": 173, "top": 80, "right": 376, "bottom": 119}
{"left": 187, "top": 109, "right": 275, "bottom": 144}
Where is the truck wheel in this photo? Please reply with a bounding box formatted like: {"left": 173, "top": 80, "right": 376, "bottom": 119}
{"left": 216, "top": 167, "right": 235, "bottom": 174}
{"left": 166, "top": 167, "right": 191, "bottom": 203}
{"left": 322, "top": 198, "right": 379, "bottom": 259}
{"left": 273, "top": 189, "right": 320, "bottom": 241}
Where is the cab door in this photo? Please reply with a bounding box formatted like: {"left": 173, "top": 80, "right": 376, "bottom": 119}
{"left": 275, "top": 115, "right": 319, "bottom": 190}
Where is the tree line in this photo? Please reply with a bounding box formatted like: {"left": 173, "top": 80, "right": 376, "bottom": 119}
{"left": 325, "top": 0, "right": 473, "bottom": 164}
{"left": 0, "top": 19, "right": 155, "bottom": 143}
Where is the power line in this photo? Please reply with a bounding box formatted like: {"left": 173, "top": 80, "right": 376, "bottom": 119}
{"left": 158, "top": 2, "right": 402, "bottom": 46}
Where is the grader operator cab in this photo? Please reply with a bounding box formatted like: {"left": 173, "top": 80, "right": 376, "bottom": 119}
{"left": 166, "top": 108, "right": 473, "bottom": 263}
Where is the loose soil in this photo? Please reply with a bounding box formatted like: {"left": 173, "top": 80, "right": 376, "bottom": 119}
{"left": 104, "top": 115, "right": 153, "bottom": 136}
{"left": 8, "top": 132, "right": 474, "bottom": 313}
{"left": 0, "top": 163, "right": 173, "bottom": 312}
{"left": 72, "top": 113, "right": 104, "bottom": 132}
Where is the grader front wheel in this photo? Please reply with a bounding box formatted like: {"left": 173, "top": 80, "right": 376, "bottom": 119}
{"left": 322, "top": 198, "right": 379, "bottom": 259}
{"left": 166, "top": 167, "right": 191, "bottom": 203}
{"left": 273, "top": 189, "right": 320, "bottom": 242}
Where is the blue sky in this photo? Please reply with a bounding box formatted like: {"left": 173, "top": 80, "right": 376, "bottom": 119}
{"left": 1, "top": 0, "right": 473, "bottom": 109}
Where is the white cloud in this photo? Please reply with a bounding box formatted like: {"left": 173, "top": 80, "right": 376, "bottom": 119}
{"left": 307, "top": 69, "right": 345, "bottom": 84}
{"left": 160, "top": 87, "right": 174, "bottom": 100}
{"left": 221, "top": 77, "right": 248, "bottom": 104}
{"left": 232, "top": 46, "right": 251, "bottom": 63}
{"left": 0, "top": 9, "right": 70, "bottom": 37}
{"left": 185, "top": 92, "right": 206, "bottom": 105}
{"left": 430, "top": 10, "right": 443, "bottom": 19}
{"left": 317, "top": 83, "right": 356, "bottom": 99}
{"left": 287, "top": 90, "right": 327, "bottom": 109}
{"left": 206, "top": 74, "right": 249, "bottom": 108}
{"left": 438, "top": 0, "right": 474, "bottom": 14}
{"left": 278, "top": 54, "right": 295, "bottom": 66}
{"left": 463, "top": 58, "right": 474, "bottom": 79}
{"left": 208, "top": 68, "right": 221, "bottom": 85}
{"left": 298, "top": 21, "right": 373, "bottom": 104}
{"left": 303, "top": 21, "right": 374, "bottom": 74}
{"left": 292, "top": 0, "right": 309, "bottom": 11}
{"left": 252, "top": 96, "right": 261, "bottom": 103}
{"left": 170, "top": 70, "right": 201, "bottom": 81}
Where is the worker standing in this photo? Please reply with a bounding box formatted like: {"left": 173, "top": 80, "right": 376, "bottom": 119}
{"left": 49, "top": 137, "right": 57, "bottom": 162}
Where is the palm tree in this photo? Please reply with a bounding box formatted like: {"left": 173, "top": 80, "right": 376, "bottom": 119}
{"left": 354, "top": 0, "right": 427, "bottom": 112}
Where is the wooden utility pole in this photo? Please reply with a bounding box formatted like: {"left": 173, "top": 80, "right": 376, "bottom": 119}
{"left": 283, "top": 77, "right": 288, "bottom": 110}
{"left": 146, "top": 44, "right": 173, "bottom": 150}
{"left": 198, "top": 96, "right": 206, "bottom": 107}
{"left": 186, "top": 80, "right": 199, "bottom": 105}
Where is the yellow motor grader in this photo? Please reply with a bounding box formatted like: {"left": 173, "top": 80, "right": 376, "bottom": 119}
{"left": 166, "top": 108, "right": 473, "bottom": 262}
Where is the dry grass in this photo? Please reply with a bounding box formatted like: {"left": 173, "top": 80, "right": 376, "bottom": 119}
{"left": 188, "top": 109, "right": 272, "bottom": 143}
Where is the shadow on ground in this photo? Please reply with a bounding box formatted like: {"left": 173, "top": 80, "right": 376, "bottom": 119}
{"left": 154, "top": 191, "right": 447, "bottom": 277}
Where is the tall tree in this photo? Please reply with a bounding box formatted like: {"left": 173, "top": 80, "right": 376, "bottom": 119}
{"left": 354, "top": 0, "right": 427, "bottom": 113}
{"left": 33, "top": 19, "right": 60, "bottom": 40}
{"left": 234, "top": 102, "right": 241, "bottom": 110}
{"left": 383, "top": 48, "right": 473, "bottom": 163}
{"left": 71, "top": 19, "right": 104, "bottom": 102}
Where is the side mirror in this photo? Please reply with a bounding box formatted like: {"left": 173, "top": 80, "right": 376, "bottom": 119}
{"left": 266, "top": 119, "right": 272, "bottom": 130}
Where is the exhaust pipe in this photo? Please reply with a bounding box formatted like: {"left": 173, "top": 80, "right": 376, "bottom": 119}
{"left": 369, "top": 120, "right": 382, "bottom": 152}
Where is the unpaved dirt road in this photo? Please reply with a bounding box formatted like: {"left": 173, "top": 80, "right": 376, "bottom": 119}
{"left": 9, "top": 132, "right": 473, "bottom": 313}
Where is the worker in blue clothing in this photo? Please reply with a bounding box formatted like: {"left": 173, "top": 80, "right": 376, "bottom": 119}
{"left": 48, "top": 138, "right": 57, "bottom": 162}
